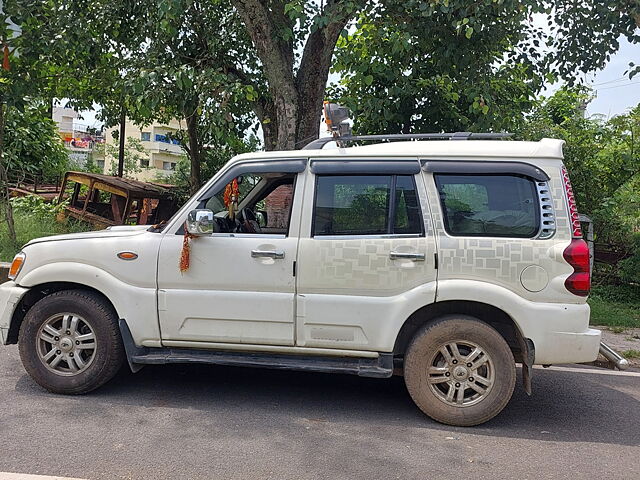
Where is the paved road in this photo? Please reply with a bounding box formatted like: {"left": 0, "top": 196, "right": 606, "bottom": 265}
{"left": 0, "top": 344, "right": 639, "bottom": 480}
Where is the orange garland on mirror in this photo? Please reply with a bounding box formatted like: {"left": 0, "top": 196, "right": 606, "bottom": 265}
{"left": 180, "top": 179, "right": 239, "bottom": 273}
{"left": 179, "top": 223, "right": 196, "bottom": 274}
{"left": 224, "top": 178, "right": 239, "bottom": 220}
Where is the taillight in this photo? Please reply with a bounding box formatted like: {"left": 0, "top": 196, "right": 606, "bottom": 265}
{"left": 563, "top": 239, "right": 590, "bottom": 296}
{"left": 561, "top": 165, "right": 582, "bottom": 238}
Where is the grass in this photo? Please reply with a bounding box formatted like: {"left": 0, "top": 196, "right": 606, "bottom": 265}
{"left": 622, "top": 349, "right": 640, "bottom": 359}
{"left": 0, "top": 211, "right": 90, "bottom": 262}
{"left": 588, "top": 284, "right": 640, "bottom": 328}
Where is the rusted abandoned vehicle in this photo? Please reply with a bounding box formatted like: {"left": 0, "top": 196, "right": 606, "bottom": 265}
{"left": 8, "top": 172, "right": 63, "bottom": 202}
{"left": 56, "top": 171, "right": 178, "bottom": 228}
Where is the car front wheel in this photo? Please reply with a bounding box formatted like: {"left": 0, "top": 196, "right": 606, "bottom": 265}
{"left": 18, "top": 289, "right": 124, "bottom": 394}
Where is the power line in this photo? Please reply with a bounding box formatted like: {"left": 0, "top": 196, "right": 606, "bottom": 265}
{"left": 591, "top": 76, "right": 632, "bottom": 87}
{"left": 596, "top": 81, "right": 640, "bottom": 91}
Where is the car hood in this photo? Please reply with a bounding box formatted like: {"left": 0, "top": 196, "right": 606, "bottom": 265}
{"left": 25, "top": 225, "right": 152, "bottom": 247}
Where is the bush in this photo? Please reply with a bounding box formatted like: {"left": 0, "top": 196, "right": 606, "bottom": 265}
{"left": 0, "top": 196, "right": 89, "bottom": 262}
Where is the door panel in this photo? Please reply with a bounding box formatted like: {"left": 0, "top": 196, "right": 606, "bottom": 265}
{"left": 156, "top": 168, "right": 305, "bottom": 347}
{"left": 157, "top": 235, "right": 297, "bottom": 345}
{"left": 295, "top": 169, "right": 438, "bottom": 352}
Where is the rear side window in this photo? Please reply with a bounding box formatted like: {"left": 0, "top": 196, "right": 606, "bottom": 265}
{"left": 435, "top": 174, "right": 539, "bottom": 237}
{"left": 313, "top": 175, "right": 423, "bottom": 236}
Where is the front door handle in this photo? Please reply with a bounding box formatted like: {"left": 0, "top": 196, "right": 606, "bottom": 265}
{"left": 389, "top": 252, "right": 425, "bottom": 261}
{"left": 251, "top": 249, "right": 285, "bottom": 259}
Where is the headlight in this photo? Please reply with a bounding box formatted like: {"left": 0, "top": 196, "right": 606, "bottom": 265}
{"left": 8, "top": 252, "right": 26, "bottom": 281}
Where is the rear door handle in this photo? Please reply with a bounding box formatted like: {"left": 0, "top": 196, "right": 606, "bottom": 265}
{"left": 389, "top": 252, "right": 425, "bottom": 261}
{"left": 251, "top": 249, "right": 285, "bottom": 259}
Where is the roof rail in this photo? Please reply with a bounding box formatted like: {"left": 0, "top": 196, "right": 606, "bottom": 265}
{"left": 302, "top": 132, "right": 512, "bottom": 150}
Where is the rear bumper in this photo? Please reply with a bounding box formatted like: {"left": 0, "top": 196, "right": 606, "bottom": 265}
{"left": 517, "top": 302, "right": 601, "bottom": 364}
{"left": 532, "top": 327, "right": 601, "bottom": 364}
{"left": 0, "top": 281, "right": 29, "bottom": 345}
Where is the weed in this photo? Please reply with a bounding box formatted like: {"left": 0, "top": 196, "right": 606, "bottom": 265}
{"left": 0, "top": 205, "right": 90, "bottom": 262}
{"left": 621, "top": 349, "right": 640, "bottom": 359}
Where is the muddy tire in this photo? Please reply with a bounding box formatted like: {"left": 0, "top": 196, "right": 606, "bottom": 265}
{"left": 18, "top": 290, "right": 124, "bottom": 394}
{"left": 404, "top": 315, "right": 516, "bottom": 426}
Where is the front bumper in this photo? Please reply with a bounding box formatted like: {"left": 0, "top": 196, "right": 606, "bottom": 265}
{"left": 0, "top": 281, "right": 29, "bottom": 344}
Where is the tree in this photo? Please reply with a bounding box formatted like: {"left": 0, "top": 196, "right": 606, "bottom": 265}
{"left": 517, "top": 87, "right": 640, "bottom": 282}
{"left": 123, "top": 0, "right": 259, "bottom": 193}
{"left": 228, "top": 0, "right": 639, "bottom": 150}
{"left": 100, "top": 136, "right": 150, "bottom": 178}
{"left": 3, "top": 102, "right": 68, "bottom": 180}
{"left": 329, "top": 1, "right": 543, "bottom": 135}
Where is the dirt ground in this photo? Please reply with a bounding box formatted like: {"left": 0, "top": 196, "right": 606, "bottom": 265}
{"left": 595, "top": 325, "right": 640, "bottom": 368}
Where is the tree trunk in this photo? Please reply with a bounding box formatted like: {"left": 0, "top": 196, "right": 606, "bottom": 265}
{"left": 256, "top": 99, "right": 278, "bottom": 151}
{"left": 0, "top": 101, "right": 17, "bottom": 246}
{"left": 185, "top": 110, "right": 201, "bottom": 194}
{"left": 294, "top": 18, "right": 349, "bottom": 149}
{"left": 232, "top": 0, "right": 361, "bottom": 151}
{"left": 117, "top": 109, "right": 126, "bottom": 177}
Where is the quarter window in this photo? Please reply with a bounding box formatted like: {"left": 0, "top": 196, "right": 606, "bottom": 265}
{"left": 434, "top": 174, "right": 539, "bottom": 237}
{"left": 313, "top": 175, "right": 423, "bottom": 236}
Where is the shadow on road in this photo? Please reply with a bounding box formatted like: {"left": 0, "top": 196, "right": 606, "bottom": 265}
{"left": 14, "top": 361, "right": 640, "bottom": 446}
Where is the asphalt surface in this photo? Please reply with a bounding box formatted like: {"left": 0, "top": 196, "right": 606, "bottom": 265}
{"left": 0, "top": 344, "right": 639, "bottom": 480}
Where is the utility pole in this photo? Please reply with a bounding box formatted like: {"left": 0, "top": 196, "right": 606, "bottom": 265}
{"left": 117, "top": 108, "right": 125, "bottom": 177}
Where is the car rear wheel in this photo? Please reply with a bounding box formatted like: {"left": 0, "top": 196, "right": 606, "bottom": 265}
{"left": 18, "top": 289, "right": 124, "bottom": 394}
{"left": 404, "top": 315, "right": 516, "bottom": 426}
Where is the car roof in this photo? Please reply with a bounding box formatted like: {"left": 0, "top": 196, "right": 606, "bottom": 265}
{"left": 232, "top": 138, "right": 565, "bottom": 163}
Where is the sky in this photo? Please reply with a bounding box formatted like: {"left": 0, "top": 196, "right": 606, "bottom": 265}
{"left": 576, "top": 37, "right": 639, "bottom": 118}
{"left": 75, "top": 36, "right": 639, "bottom": 133}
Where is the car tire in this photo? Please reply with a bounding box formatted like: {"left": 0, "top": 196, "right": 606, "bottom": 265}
{"left": 404, "top": 315, "right": 516, "bottom": 426}
{"left": 18, "top": 289, "right": 125, "bottom": 394}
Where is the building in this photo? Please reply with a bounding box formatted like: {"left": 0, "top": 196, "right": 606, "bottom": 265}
{"left": 53, "top": 107, "right": 105, "bottom": 170}
{"left": 103, "top": 118, "right": 185, "bottom": 182}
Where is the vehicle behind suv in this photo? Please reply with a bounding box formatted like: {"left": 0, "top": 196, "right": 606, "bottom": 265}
{"left": 0, "top": 135, "right": 601, "bottom": 426}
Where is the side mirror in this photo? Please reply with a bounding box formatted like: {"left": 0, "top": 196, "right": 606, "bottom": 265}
{"left": 186, "top": 209, "right": 214, "bottom": 236}
{"left": 255, "top": 210, "right": 268, "bottom": 228}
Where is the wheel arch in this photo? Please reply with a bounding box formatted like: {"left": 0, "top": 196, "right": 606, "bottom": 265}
{"left": 393, "top": 300, "right": 530, "bottom": 365}
{"left": 6, "top": 282, "right": 118, "bottom": 345}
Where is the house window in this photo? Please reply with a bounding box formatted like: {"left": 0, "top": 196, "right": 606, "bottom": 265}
{"left": 140, "top": 132, "right": 151, "bottom": 141}
{"left": 163, "top": 162, "right": 176, "bottom": 171}
{"left": 140, "top": 159, "right": 150, "bottom": 168}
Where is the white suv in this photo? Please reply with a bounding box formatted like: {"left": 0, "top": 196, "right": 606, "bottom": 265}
{"left": 0, "top": 136, "right": 601, "bottom": 426}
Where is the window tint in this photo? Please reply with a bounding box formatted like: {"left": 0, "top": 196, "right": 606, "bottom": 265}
{"left": 435, "top": 174, "right": 539, "bottom": 237}
{"left": 313, "top": 175, "right": 423, "bottom": 236}
{"left": 205, "top": 173, "right": 263, "bottom": 215}
{"left": 202, "top": 173, "right": 295, "bottom": 235}
{"left": 260, "top": 184, "right": 294, "bottom": 230}
{"left": 394, "top": 175, "right": 423, "bottom": 234}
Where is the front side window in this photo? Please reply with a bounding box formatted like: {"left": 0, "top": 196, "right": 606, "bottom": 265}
{"left": 435, "top": 174, "right": 539, "bottom": 237}
{"left": 313, "top": 175, "right": 423, "bottom": 236}
{"left": 202, "top": 172, "right": 296, "bottom": 235}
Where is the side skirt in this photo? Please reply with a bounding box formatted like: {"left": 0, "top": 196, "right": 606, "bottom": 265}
{"left": 118, "top": 319, "right": 393, "bottom": 378}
